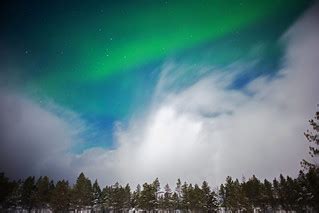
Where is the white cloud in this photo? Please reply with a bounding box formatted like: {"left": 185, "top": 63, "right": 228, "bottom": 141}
{"left": 0, "top": 90, "right": 76, "bottom": 180}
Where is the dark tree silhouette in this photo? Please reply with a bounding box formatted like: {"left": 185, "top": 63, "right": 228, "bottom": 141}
{"left": 302, "top": 106, "right": 319, "bottom": 169}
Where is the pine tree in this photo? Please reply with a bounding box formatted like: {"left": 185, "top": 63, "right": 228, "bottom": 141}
{"left": 92, "top": 179, "right": 102, "bottom": 208}
{"left": 109, "top": 182, "right": 124, "bottom": 211}
{"left": 277, "top": 174, "right": 288, "bottom": 211}
{"left": 305, "top": 167, "right": 319, "bottom": 211}
{"left": 191, "top": 184, "right": 203, "bottom": 211}
{"left": 171, "top": 178, "right": 181, "bottom": 210}
{"left": 152, "top": 178, "right": 160, "bottom": 209}
{"left": 72, "top": 172, "right": 93, "bottom": 211}
{"left": 187, "top": 184, "right": 196, "bottom": 211}
{"left": 50, "top": 180, "right": 71, "bottom": 212}
{"left": 201, "top": 181, "right": 218, "bottom": 212}
{"left": 242, "top": 175, "right": 262, "bottom": 209}
{"left": 223, "top": 176, "right": 236, "bottom": 211}
{"left": 272, "top": 178, "right": 280, "bottom": 210}
{"left": 201, "top": 181, "right": 210, "bottom": 211}
{"left": 139, "top": 182, "right": 157, "bottom": 211}
{"left": 171, "top": 192, "right": 179, "bottom": 211}
{"left": 0, "top": 173, "right": 17, "bottom": 209}
{"left": 263, "top": 179, "right": 275, "bottom": 210}
{"left": 4, "top": 180, "right": 22, "bottom": 209}
{"left": 101, "top": 185, "right": 111, "bottom": 210}
{"left": 175, "top": 179, "right": 181, "bottom": 201}
{"left": 222, "top": 176, "right": 248, "bottom": 212}
{"left": 181, "top": 181, "right": 189, "bottom": 211}
{"left": 34, "top": 176, "right": 51, "bottom": 210}
{"left": 131, "top": 184, "right": 141, "bottom": 209}
{"left": 302, "top": 107, "right": 319, "bottom": 169}
{"left": 295, "top": 170, "right": 308, "bottom": 210}
{"left": 234, "top": 178, "right": 249, "bottom": 211}
{"left": 163, "top": 184, "right": 172, "bottom": 211}
{"left": 123, "top": 183, "right": 131, "bottom": 210}
{"left": 21, "top": 176, "right": 36, "bottom": 213}
{"left": 219, "top": 184, "right": 226, "bottom": 208}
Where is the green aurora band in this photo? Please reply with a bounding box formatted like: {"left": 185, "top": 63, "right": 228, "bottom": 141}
{"left": 34, "top": 0, "right": 309, "bottom": 81}
{"left": 1, "top": 0, "right": 313, "bottom": 122}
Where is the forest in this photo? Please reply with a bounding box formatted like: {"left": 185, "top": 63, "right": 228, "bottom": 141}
{"left": 0, "top": 168, "right": 318, "bottom": 212}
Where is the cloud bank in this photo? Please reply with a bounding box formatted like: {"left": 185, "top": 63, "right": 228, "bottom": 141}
{"left": 0, "top": 4, "right": 318, "bottom": 187}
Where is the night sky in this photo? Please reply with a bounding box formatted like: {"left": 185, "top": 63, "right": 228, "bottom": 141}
{"left": 0, "top": 0, "right": 318, "bottom": 185}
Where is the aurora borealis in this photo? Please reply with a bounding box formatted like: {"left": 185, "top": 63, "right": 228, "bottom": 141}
{"left": 1, "top": 0, "right": 318, "bottom": 185}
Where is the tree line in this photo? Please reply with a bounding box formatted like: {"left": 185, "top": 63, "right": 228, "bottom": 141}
{"left": 0, "top": 168, "right": 318, "bottom": 212}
